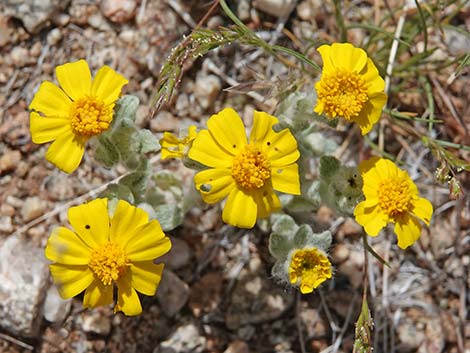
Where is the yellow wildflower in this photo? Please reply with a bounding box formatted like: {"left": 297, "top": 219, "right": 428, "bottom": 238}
{"left": 354, "top": 157, "right": 433, "bottom": 249}
{"left": 45, "top": 198, "right": 171, "bottom": 316}
{"left": 29, "top": 60, "right": 128, "bottom": 173}
{"left": 160, "top": 125, "right": 198, "bottom": 159}
{"left": 314, "top": 43, "right": 387, "bottom": 135}
{"left": 289, "top": 248, "right": 332, "bottom": 294}
{"left": 188, "top": 108, "right": 301, "bottom": 228}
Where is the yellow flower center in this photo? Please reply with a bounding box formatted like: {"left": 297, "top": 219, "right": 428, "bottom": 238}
{"left": 289, "top": 248, "right": 332, "bottom": 294}
{"left": 88, "top": 242, "right": 130, "bottom": 286}
{"left": 315, "top": 70, "right": 368, "bottom": 120}
{"left": 231, "top": 144, "right": 271, "bottom": 190}
{"left": 377, "top": 176, "right": 413, "bottom": 217}
{"left": 70, "top": 95, "right": 113, "bottom": 136}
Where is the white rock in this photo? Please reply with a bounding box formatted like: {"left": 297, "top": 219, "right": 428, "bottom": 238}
{"left": 253, "top": 0, "right": 296, "bottom": 18}
{"left": 157, "top": 323, "right": 206, "bottom": 353}
{"left": 21, "top": 196, "right": 47, "bottom": 222}
{"left": 194, "top": 73, "right": 221, "bottom": 110}
{"left": 0, "top": 235, "right": 49, "bottom": 337}
{"left": 43, "top": 285, "right": 72, "bottom": 323}
{"left": 46, "top": 28, "right": 62, "bottom": 45}
{"left": 101, "top": 0, "right": 136, "bottom": 23}
{"left": 81, "top": 311, "right": 112, "bottom": 335}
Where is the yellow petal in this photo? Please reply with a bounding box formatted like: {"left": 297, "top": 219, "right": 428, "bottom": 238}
{"left": 83, "top": 280, "right": 114, "bottom": 308}
{"left": 116, "top": 274, "right": 142, "bottom": 316}
{"left": 49, "top": 263, "right": 94, "bottom": 299}
{"left": 249, "top": 110, "right": 278, "bottom": 145}
{"left": 194, "top": 168, "right": 235, "bottom": 204}
{"left": 222, "top": 188, "right": 257, "bottom": 228}
{"left": 206, "top": 107, "right": 247, "bottom": 155}
{"left": 316, "top": 44, "right": 334, "bottom": 73}
{"left": 353, "top": 92, "right": 387, "bottom": 135}
{"left": 45, "top": 130, "right": 87, "bottom": 173}
{"left": 109, "top": 199, "right": 149, "bottom": 244}
{"left": 253, "top": 187, "right": 281, "bottom": 218}
{"left": 394, "top": 214, "right": 421, "bottom": 249}
{"left": 265, "top": 129, "right": 300, "bottom": 167}
{"left": 330, "top": 42, "right": 368, "bottom": 72}
{"left": 271, "top": 163, "right": 301, "bottom": 195}
{"left": 411, "top": 197, "right": 433, "bottom": 226}
{"left": 354, "top": 202, "right": 388, "bottom": 236}
{"left": 29, "top": 81, "right": 72, "bottom": 116}
{"left": 361, "top": 58, "right": 385, "bottom": 93}
{"left": 91, "top": 66, "right": 128, "bottom": 105}
{"left": 188, "top": 130, "right": 234, "bottom": 168}
{"left": 45, "top": 227, "right": 91, "bottom": 265}
{"left": 130, "top": 262, "right": 164, "bottom": 296}
{"left": 300, "top": 283, "right": 314, "bottom": 294}
{"left": 56, "top": 60, "right": 92, "bottom": 101}
{"left": 125, "top": 221, "right": 171, "bottom": 262}
{"left": 30, "top": 112, "right": 71, "bottom": 144}
{"left": 68, "top": 198, "right": 110, "bottom": 248}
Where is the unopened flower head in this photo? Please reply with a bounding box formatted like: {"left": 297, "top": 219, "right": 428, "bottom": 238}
{"left": 289, "top": 248, "right": 332, "bottom": 294}
{"left": 188, "top": 108, "right": 301, "bottom": 228}
{"left": 314, "top": 43, "right": 387, "bottom": 135}
{"left": 160, "top": 125, "right": 198, "bottom": 160}
{"left": 45, "top": 198, "right": 171, "bottom": 316}
{"left": 29, "top": 60, "right": 128, "bottom": 173}
{"left": 354, "top": 157, "right": 433, "bottom": 249}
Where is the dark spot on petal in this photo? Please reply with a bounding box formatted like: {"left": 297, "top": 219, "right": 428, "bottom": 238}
{"left": 200, "top": 183, "right": 212, "bottom": 192}
{"left": 233, "top": 144, "right": 236, "bottom": 148}
{"left": 277, "top": 169, "right": 283, "bottom": 174}
{"left": 85, "top": 225, "right": 91, "bottom": 229}
{"left": 267, "top": 141, "right": 271, "bottom": 146}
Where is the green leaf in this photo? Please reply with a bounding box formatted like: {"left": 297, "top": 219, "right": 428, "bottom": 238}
{"left": 94, "top": 135, "right": 120, "bottom": 168}
{"left": 269, "top": 232, "right": 293, "bottom": 260}
{"left": 114, "top": 95, "right": 139, "bottom": 126}
{"left": 271, "top": 214, "right": 299, "bottom": 237}
{"left": 135, "top": 129, "right": 161, "bottom": 153}
{"left": 102, "top": 183, "right": 134, "bottom": 204}
{"left": 319, "top": 156, "right": 341, "bottom": 181}
{"left": 154, "top": 170, "right": 183, "bottom": 191}
{"left": 293, "top": 224, "right": 313, "bottom": 248}
{"left": 120, "top": 171, "right": 148, "bottom": 202}
{"left": 154, "top": 204, "right": 183, "bottom": 231}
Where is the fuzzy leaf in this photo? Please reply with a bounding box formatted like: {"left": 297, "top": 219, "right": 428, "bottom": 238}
{"left": 136, "top": 129, "right": 161, "bottom": 153}
{"left": 269, "top": 232, "right": 293, "bottom": 260}
{"left": 319, "top": 156, "right": 341, "bottom": 182}
{"left": 154, "top": 204, "right": 183, "bottom": 231}
{"left": 94, "top": 135, "right": 120, "bottom": 168}
{"left": 114, "top": 95, "right": 139, "bottom": 126}
{"left": 271, "top": 214, "right": 299, "bottom": 237}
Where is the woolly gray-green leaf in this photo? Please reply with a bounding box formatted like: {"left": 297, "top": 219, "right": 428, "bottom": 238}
{"left": 293, "top": 224, "right": 313, "bottom": 248}
{"left": 94, "top": 135, "right": 120, "bottom": 168}
{"left": 319, "top": 156, "right": 341, "bottom": 182}
{"left": 136, "top": 129, "right": 161, "bottom": 153}
{"left": 271, "top": 214, "right": 299, "bottom": 237}
{"left": 269, "top": 232, "right": 293, "bottom": 260}
{"left": 154, "top": 204, "right": 183, "bottom": 231}
{"left": 120, "top": 171, "right": 148, "bottom": 202}
{"left": 114, "top": 95, "right": 139, "bottom": 126}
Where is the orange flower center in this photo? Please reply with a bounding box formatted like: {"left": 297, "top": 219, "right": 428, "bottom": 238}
{"left": 88, "top": 242, "right": 130, "bottom": 286}
{"left": 232, "top": 144, "right": 271, "bottom": 190}
{"left": 70, "top": 95, "right": 113, "bottom": 136}
{"left": 289, "top": 248, "right": 332, "bottom": 294}
{"left": 315, "top": 70, "right": 368, "bottom": 120}
{"left": 377, "top": 176, "right": 412, "bottom": 217}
